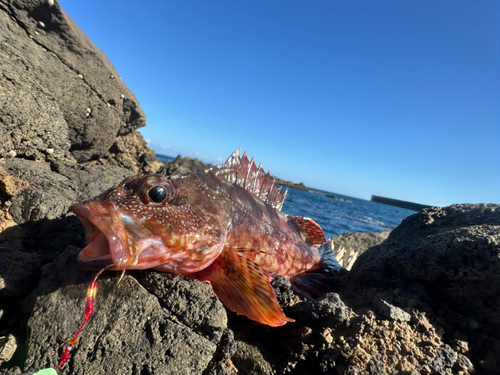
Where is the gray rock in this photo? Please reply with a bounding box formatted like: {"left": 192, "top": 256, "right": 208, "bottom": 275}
{"left": 0, "top": 335, "right": 17, "bottom": 365}
{"left": 24, "top": 248, "right": 218, "bottom": 375}
{"left": 349, "top": 204, "right": 500, "bottom": 372}
{"left": 350, "top": 205, "right": 500, "bottom": 325}
{"left": 332, "top": 231, "right": 390, "bottom": 270}
{"left": 158, "top": 155, "right": 214, "bottom": 176}
{"left": 454, "top": 354, "right": 474, "bottom": 372}
{"left": 292, "top": 292, "right": 351, "bottom": 327}
{"left": 429, "top": 344, "right": 458, "bottom": 373}
{"left": 135, "top": 271, "right": 228, "bottom": 343}
{"left": 367, "top": 354, "right": 388, "bottom": 375}
{"left": 50, "top": 161, "right": 131, "bottom": 202}
{"left": 3, "top": 158, "right": 132, "bottom": 224}
{"left": 374, "top": 298, "right": 411, "bottom": 322}
{"left": 332, "top": 231, "right": 390, "bottom": 255}
{"left": 0, "top": 0, "right": 145, "bottom": 162}
{"left": 0, "top": 251, "right": 49, "bottom": 298}
{"left": 4, "top": 158, "right": 76, "bottom": 223}
{"left": 0, "top": 367, "right": 21, "bottom": 375}
{"left": 0, "top": 4, "right": 70, "bottom": 162}
{"left": 231, "top": 341, "right": 274, "bottom": 375}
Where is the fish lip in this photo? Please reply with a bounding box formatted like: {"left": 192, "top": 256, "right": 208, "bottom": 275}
{"left": 70, "top": 202, "right": 125, "bottom": 269}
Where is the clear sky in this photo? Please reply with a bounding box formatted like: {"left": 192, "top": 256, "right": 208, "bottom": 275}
{"left": 60, "top": 0, "right": 499, "bottom": 206}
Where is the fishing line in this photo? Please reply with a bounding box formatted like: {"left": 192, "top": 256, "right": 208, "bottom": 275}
{"left": 54, "top": 263, "right": 115, "bottom": 371}
{"left": 21, "top": 264, "right": 119, "bottom": 374}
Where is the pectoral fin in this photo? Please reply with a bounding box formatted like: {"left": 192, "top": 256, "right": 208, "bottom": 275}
{"left": 195, "top": 250, "right": 294, "bottom": 327}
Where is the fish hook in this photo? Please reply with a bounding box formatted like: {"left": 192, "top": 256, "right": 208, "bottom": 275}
{"left": 116, "top": 269, "right": 126, "bottom": 286}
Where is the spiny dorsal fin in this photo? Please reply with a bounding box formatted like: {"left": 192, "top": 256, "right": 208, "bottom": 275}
{"left": 208, "top": 148, "right": 288, "bottom": 211}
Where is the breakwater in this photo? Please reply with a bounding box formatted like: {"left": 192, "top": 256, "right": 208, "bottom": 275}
{"left": 371, "top": 195, "right": 431, "bottom": 212}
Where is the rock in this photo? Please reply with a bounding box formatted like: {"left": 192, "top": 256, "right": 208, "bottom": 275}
{"left": 50, "top": 161, "right": 132, "bottom": 202}
{"left": 0, "top": 335, "right": 17, "bottom": 365}
{"left": 98, "top": 130, "right": 163, "bottom": 174}
{"left": 158, "top": 155, "right": 214, "bottom": 176}
{"left": 272, "top": 177, "right": 308, "bottom": 191}
{"left": 0, "top": 0, "right": 160, "bottom": 170}
{"left": 350, "top": 204, "right": 500, "bottom": 329}
{"left": 332, "top": 231, "right": 390, "bottom": 270}
{"left": 349, "top": 204, "right": 500, "bottom": 373}
{"left": 429, "top": 344, "right": 457, "bottom": 374}
{"left": 0, "top": 367, "right": 21, "bottom": 375}
{"left": 24, "top": 248, "right": 219, "bottom": 375}
{"left": 0, "top": 251, "right": 49, "bottom": 298}
{"left": 0, "top": 167, "right": 29, "bottom": 200}
{"left": 374, "top": 298, "right": 411, "bottom": 322}
{"left": 0, "top": 1, "right": 70, "bottom": 162}
{"left": 3, "top": 158, "right": 131, "bottom": 224}
{"left": 231, "top": 341, "right": 274, "bottom": 375}
{"left": 4, "top": 158, "right": 77, "bottom": 224}
{"left": 134, "top": 271, "right": 228, "bottom": 343}
{"left": 292, "top": 293, "right": 352, "bottom": 327}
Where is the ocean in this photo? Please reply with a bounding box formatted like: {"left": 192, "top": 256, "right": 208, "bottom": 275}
{"left": 281, "top": 188, "right": 414, "bottom": 238}
{"left": 155, "top": 154, "right": 415, "bottom": 237}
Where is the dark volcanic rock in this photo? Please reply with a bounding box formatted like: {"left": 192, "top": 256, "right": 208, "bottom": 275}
{"left": 349, "top": 204, "right": 500, "bottom": 330}
{"left": 349, "top": 204, "right": 500, "bottom": 373}
{"left": 135, "top": 271, "right": 228, "bottom": 343}
{"left": 3, "top": 158, "right": 131, "bottom": 224}
{"left": 0, "top": 0, "right": 145, "bottom": 162}
{"left": 0, "top": 0, "right": 161, "bottom": 173}
{"left": 24, "top": 248, "right": 219, "bottom": 375}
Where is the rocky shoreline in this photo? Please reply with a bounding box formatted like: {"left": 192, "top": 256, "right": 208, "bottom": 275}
{"left": 1, "top": 1, "right": 499, "bottom": 374}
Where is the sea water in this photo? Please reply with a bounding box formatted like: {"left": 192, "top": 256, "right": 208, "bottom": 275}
{"left": 281, "top": 187, "right": 415, "bottom": 238}
{"left": 155, "top": 154, "right": 416, "bottom": 237}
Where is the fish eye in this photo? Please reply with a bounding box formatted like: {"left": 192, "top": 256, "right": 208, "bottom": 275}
{"left": 147, "top": 185, "right": 168, "bottom": 203}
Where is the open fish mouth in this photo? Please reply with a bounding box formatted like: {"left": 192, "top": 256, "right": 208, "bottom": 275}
{"left": 70, "top": 202, "right": 125, "bottom": 269}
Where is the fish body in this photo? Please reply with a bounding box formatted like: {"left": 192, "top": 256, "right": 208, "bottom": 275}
{"left": 70, "top": 149, "right": 340, "bottom": 326}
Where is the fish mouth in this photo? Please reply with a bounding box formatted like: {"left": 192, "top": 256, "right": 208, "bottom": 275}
{"left": 70, "top": 202, "right": 126, "bottom": 270}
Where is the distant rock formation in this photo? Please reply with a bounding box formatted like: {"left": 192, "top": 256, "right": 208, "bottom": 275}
{"left": 272, "top": 177, "right": 308, "bottom": 191}
{"left": 158, "top": 155, "right": 214, "bottom": 175}
{"left": 158, "top": 155, "right": 308, "bottom": 191}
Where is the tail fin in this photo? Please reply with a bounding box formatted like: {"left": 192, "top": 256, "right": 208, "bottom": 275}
{"left": 290, "top": 238, "right": 342, "bottom": 300}
{"left": 319, "top": 237, "right": 342, "bottom": 273}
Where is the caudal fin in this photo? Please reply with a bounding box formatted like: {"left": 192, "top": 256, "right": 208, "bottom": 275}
{"left": 319, "top": 237, "right": 342, "bottom": 273}
{"left": 290, "top": 238, "right": 342, "bottom": 300}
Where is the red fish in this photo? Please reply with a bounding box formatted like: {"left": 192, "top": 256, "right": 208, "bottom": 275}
{"left": 70, "top": 149, "right": 340, "bottom": 326}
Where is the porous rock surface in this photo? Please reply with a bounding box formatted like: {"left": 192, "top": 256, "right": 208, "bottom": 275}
{"left": 348, "top": 204, "right": 500, "bottom": 374}
{"left": 0, "top": 0, "right": 161, "bottom": 172}
{"left": 1, "top": 1, "right": 499, "bottom": 374}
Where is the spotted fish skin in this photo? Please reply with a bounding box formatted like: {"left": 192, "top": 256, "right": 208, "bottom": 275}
{"left": 70, "top": 149, "right": 340, "bottom": 326}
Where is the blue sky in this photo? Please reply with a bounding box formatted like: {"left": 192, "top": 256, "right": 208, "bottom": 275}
{"left": 60, "top": 0, "right": 499, "bottom": 206}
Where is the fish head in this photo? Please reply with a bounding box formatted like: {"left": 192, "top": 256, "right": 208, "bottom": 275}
{"left": 70, "top": 174, "right": 231, "bottom": 272}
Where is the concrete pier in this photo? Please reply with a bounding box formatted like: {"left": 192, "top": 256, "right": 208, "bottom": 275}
{"left": 371, "top": 195, "right": 431, "bottom": 212}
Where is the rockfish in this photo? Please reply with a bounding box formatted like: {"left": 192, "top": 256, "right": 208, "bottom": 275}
{"left": 70, "top": 149, "right": 340, "bottom": 326}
